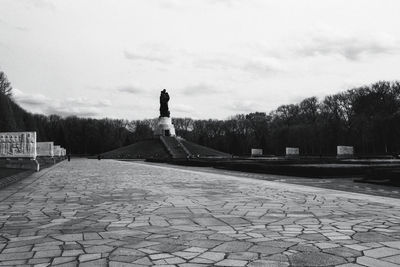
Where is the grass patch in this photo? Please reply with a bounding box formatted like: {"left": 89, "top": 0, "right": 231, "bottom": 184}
{"left": 101, "top": 139, "right": 169, "bottom": 159}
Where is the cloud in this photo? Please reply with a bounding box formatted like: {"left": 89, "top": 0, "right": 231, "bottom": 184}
{"left": 117, "top": 85, "right": 144, "bottom": 94}
{"left": 64, "top": 97, "right": 112, "bottom": 108}
{"left": 241, "top": 60, "right": 282, "bottom": 76}
{"left": 124, "top": 50, "right": 169, "bottom": 63}
{"left": 26, "top": 0, "right": 55, "bottom": 10}
{"left": 194, "top": 53, "right": 283, "bottom": 76}
{"left": 226, "top": 100, "right": 259, "bottom": 113}
{"left": 0, "top": 18, "right": 29, "bottom": 32}
{"left": 13, "top": 89, "right": 111, "bottom": 118}
{"left": 173, "top": 103, "right": 195, "bottom": 114}
{"left": 15, "top": 0, "right": 55, "bottom": 10}
{"left": 295, "top": 33, "right": 398, "bottom": 60}
{"left": 44, "top": 106, "right": 101, "bottom": 117}
{"left": 15, "top": 26, "right": 29, "bottom": 32}
{"left": 194, "top": 57, "right": 233, "bottom": 70}
{"left": 156, "top": 0, "right": 183, "bottom": 9}
{"left": 180, "top": 83, "right": 220, "bottom": 95}
{"left": 13, "top": 88, "right": 49, "bottom": 106}
{"left": 206, "top": 0, "right": 244, "bottom": 6}
{"left": 156, "top": 0, "right": 249, "bottom": 9}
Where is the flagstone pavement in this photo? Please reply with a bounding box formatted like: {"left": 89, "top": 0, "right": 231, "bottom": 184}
{"left": 1, "top": 159, "right": 400, "bottom": 267}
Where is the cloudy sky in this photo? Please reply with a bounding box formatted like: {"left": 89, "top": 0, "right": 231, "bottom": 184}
{"left": 1, "top": 0, "right": 399, "bottom": 120}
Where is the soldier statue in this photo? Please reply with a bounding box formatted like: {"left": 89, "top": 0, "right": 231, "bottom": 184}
{"left": 159, "top": 89, "right": 170, "bottom": 117}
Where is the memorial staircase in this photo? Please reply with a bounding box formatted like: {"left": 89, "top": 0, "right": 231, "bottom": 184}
{"left": 160, "top": 136, "right": 191, "bottom": 159}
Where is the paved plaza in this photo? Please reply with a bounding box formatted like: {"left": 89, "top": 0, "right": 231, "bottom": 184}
{"left": 1, "top": 159, "right": 400, "bottom": 267}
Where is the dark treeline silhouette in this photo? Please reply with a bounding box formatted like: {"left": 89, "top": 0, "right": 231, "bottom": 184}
{"left": 170, "top": 81, "right": 400, "bottom": 156}
{"left": 0, "top": 71, "right": 136, "bottom": 154}
{"left": 1, "top": 70, "right": 399, "bottom": 156}
{"left": 0, "top": 91, "right": 136, "bottom": 154}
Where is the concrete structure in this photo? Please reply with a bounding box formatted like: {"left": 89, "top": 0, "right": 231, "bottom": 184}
{"left": 286, "top": 147, "right": 300, "bottom": 158}
{"left": 337, "top": 145, "right": 354, "bottom": 158}
{"left": 54, "top": 145, "right": 62, "bottom": 157}
{"left": 0, "top": 132, "right": 39, "bottom": 171}
{"left": 154, "top": 117, "right": 176, "bottom": 137}
{"left": 36, "top": 141, "right": 56, "bottom": 166}
{"left": 251, "top": 148, "right": 263, "bottom": 157}
{"left": 0, "top": 132, "right": 37, "bottom": 159}
{"left": 37, "top": 142, "right": 54, "bottom": 157}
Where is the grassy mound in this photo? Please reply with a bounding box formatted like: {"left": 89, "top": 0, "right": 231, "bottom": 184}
{"left": 181, "top": 140, "right": 231, "bottom": 158}
{"left": 101, "top": 139, "right": 169, "bottom": 159}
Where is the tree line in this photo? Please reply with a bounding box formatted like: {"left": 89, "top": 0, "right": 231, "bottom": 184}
{"left": 1, "top": 70, "right": 399, "bottom": 155}
{"left": 0, "top": 72, "right": 139, "bottom": 154}
{"left": 171, "top": 81, "right": 400, "bottom": 156}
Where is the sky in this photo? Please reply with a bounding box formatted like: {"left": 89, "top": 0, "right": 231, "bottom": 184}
{"left": 0, "top": 0, "right": 399, "bottom": 120}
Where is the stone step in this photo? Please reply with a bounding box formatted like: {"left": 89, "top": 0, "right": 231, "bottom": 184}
{"left": 160, "top": 136, "right": 190, "bottom": 159}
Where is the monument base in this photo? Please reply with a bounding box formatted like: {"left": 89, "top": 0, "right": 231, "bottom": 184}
{"left": 37, "top": 156, "right": 56, "bottom": 166}
{"left": 154, "top": 117, "right": 176, "bottom": 137}
{"left": 337, "top": 146, "right": 354, "bottom": 159}
{"left": 0, "top": 158, "right": 40, "bottom": 172}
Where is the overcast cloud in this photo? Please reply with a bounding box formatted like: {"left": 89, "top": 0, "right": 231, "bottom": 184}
{"left": 1, "top": 0, "right": 399, "bottom": 119}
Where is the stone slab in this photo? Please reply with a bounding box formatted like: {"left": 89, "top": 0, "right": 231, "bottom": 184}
{"left": 337, "top": 146, "right": 354, "bottom": 157}
{"left": 0, "top": 158, "right": 40, "bottom": 171}
{"left": 251, "top": 149, "right": 263, "bottom": 157}
{"left": 54, "top": 145, "right": 62, "bottom": 157}
{"left": 0, "top": 132, "right": 36, "bottom": 159}
{"left": 285, "top": 147, "right": 299, "bottom": 157}
{"left": 37, "top": 142, "right": 54, "bottom": 157}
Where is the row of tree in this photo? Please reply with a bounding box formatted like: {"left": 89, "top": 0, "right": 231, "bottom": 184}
{"left": 0, "top": 72, "right": 137, "bottom": 154}
{"left": 1, "top": 70, "right": 399, "bottom": 155}
{"left": 172, "top": 81, "right": 400, "bottom": 155}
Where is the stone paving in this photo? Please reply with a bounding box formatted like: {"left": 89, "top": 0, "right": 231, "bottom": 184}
{"left": 0, "top": 159, "right": 400, "bottom": 267}
{"left": 140, "top": 162, "right": 400, "bottom": 199}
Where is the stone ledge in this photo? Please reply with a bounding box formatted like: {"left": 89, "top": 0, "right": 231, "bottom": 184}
{"left": 0, "top": 169, "right": 34, "bottom": 190}
{"left": 0, "top": 158, "right": 40, "bottom": 171}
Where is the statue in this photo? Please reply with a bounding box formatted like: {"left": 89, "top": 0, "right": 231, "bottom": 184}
{"left": 159, "top": 89, "right": 170, "bottom": 117}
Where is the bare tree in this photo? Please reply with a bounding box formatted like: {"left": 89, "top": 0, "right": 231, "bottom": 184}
{"left": 0, "top": 71, "right": 12, "bottom": 96}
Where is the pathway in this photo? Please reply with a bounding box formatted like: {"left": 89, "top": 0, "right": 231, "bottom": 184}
{"left": 1, "top": 159, "right": 400, "bottom": 266}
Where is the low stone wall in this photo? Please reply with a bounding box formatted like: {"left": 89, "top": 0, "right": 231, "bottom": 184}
{"left": 285, "top": 147, "right": 300, "bottom": 158}
{"left": 251, "top": 149, "right": 263, "bottom": 157}
{"left": 37, "top": 142, "right": 54, "bottom": 157}
{"left": 0, "top": 158, "right": 40, "bottom": 171}
{"left": 37, "top": 156, "right": 56, "bottom": 167}
{"left": 337, "top": 146, "right": 354, "bottom": 158}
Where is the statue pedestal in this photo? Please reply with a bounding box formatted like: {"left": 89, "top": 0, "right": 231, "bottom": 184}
{"left": 155, "top": 117, "right": 176, "bottom": 137}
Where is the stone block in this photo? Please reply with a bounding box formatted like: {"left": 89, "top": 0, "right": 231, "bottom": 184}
{"left": 0, "top": 158, "right": 40, "bottom": 171}
{"left": 0, "top": 132, "right": 37, "bottom": 159}
{"left": 37, "top": 156, "right": 56, "bottom": 166}
{"left": 251, "top": 149, "right": 263, "bottom": 157}
{"left": 36, "top": 142, "right": 54, "bottom": 157}
{"left": 285, "top": 147, "right": 299, "bottom": 158}
{"left": 337, "top": 146, "right": 354, "bottom": 158}
{"left": 154, "top": 117, "right": 176, "bottom": 136}
{"left": 54, "top": 145, "right": 62, "bottom": 157}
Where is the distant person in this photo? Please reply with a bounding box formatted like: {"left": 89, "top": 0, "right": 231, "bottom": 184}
{"left": 67, "top": 154, "right": 71, "bottom": 162}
